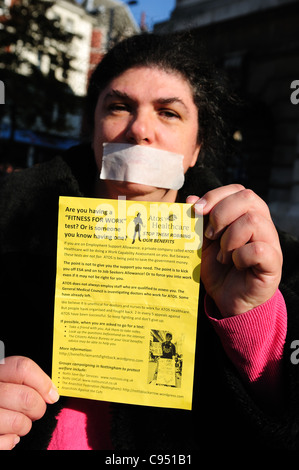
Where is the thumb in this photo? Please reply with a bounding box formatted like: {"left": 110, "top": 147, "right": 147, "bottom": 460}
{"left": 0, "top": 356, "right": 59, "bottom": 404}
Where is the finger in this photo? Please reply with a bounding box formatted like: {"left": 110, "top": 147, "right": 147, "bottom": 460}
{"left": 0, "top": 382, "right": 47, "bottom": 421}
{"left": 203, "top": 189, "right": 272, "bottom": 240}
{"left": 189, "top": 184, "right": 245, "bottom": 216}
{"left": 0, "top": 434, "right": 21, "bottom": 451}
{"left": 232, "top": 241, "right": 282, "bottom": 279}
{"left": 218, "top": 211, "right": 282, "bottom": 265}
{"left": 0, "top": 357, "right": 59, "bottom": 405}
{"left": 0, "top": 407, "right": 32, "bottom": 437}
{"left": 186, "top": 195, "right": 200, "bottom": 205}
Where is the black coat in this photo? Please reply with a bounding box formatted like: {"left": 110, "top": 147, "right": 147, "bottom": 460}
{"left": 1, "top": 144, "right": 299, "bottom": 450}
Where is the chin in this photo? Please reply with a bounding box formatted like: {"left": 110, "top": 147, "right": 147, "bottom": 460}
{"left": 107, "top": 180, "right": 161, "bottom": 199}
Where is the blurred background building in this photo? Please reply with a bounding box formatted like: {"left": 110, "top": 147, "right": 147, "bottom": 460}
{"left": 0, "top": 0, "right": 138, "bottom": 169}
{"left": 155, "top": 0, "right": 299, "bottom": 236}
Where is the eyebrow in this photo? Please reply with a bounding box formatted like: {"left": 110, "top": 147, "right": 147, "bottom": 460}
{"left": 156, "top": 97, "right": 188, "bottom": 111}
{"left": 104, "top": 90, "right": 130, "bottom": 101}
{"left": 104, "top": 89, "right": 189, "bottom": 112}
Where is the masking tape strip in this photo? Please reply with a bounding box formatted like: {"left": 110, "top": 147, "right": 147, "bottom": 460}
{"left": 100, "top": 143, "right": 184, "bottom": 190}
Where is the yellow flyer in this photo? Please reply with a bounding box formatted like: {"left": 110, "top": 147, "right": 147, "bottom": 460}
{"left": 52, "top": 196, "right": 202, "bottom": 410}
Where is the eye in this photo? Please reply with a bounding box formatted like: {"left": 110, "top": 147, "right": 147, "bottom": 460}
{"left": 107, "top": 102, "right": 131, "bottom": 113}
{"left": 159, "top": 108, "right": 181, "bottom": 120}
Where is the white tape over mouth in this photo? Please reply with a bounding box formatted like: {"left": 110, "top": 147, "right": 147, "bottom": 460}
{"left": 100, "top": 143, "right": 185, "bottom": 190}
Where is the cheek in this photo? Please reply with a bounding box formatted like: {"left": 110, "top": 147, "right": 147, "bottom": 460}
{"left": 93, "top": 119, "right": 127, "bottom": 171}
{"left": 92, "top": 122, "right": 110, "bottom": 160}
{"left": 93, "top": 120, "right": 109, "bottom": 144}
{"left": 107, "top": 113, "right": 129, "bottom": 134}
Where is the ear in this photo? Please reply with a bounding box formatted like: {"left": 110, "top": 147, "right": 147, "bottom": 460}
{"left": 189, "top": 143, "right": 201, "bottom": 168}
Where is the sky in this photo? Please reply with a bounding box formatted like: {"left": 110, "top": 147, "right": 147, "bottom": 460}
{"left": 75, "top": 1, "right": 176, "bottom": 31}
{"left": 127, "top": 0, "right": 176, "bottom": 30}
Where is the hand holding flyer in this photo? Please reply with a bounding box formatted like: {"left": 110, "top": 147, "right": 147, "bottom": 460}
{"left": 52, "top": 196, "right": 202, "bottom": 410}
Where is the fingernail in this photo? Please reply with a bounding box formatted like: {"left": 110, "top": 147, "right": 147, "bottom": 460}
{"left": 13, "top": 436, "right": 20, "bottom": 448}
{"left": 216, "top": 250, "right": 223, "bottom": 263}
{"left": 194, "top": 198, "right": 207, "bottom": 216}
{"left": 205, "top": 224, "right": 214, "bottom": 239}
{"left": 48, "top": 385, "right": 60, "bottom": 403}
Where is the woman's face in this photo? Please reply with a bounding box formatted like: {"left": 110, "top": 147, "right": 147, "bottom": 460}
{"left": 93, "top": 66, "right": 201, "bottom": 201}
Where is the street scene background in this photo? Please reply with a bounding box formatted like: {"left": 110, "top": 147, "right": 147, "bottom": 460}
{"left": 0, "top": 0, "right": 298, "bottom": 236}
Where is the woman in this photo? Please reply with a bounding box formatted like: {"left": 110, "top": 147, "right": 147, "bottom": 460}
{"left": 0, "top": 32, "right": 299, "bottom": 450}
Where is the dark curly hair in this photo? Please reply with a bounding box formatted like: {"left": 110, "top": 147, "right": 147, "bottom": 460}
{"left": 84, "top": 32, "right": 233, "bottom": 167}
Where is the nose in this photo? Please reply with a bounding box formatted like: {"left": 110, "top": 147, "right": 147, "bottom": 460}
{"left": 125, "top": 110, "right": 154, "bottom": 145}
